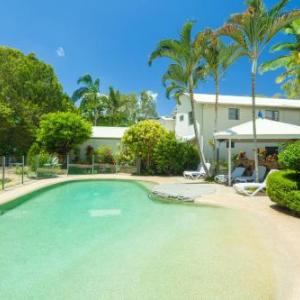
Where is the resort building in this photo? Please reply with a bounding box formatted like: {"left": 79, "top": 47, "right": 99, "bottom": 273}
{"left": 80, "top": 126, "right": 127, "bottom": 158}
{"left": 175, "top": 94, "right": 300, "bottom": 162}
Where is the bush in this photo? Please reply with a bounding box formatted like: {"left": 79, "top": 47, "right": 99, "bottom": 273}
{"left": 267, "top": 170, "right": 300, "bottom": 214}
{"left": 121, "top": 120, "right": 168, "bottom": 173}
{"left": 278, "top": 141, "right": 300, "bottom": 172}
{"left": 36, "top": 112, "right": 92, "bottom": 155}
{"left": 153, "top": 133, "right": 200, "bottom": 175}
{"left": 95, "top": 146, "right": 115, "bottom": 164}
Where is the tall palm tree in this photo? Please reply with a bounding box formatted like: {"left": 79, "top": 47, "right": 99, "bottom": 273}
{"left": 106, "top": 86, "right": 124, "bottom": 126}
{"left": 260, "top": 19, "right": 300, "bottom": 99}
{"left": 149, "top": 21, "right": 210, "bottom": 176}
{"left": 218, "top": 0, "right": 300, "bottom": 182}
{"left": 198, "top": 29, "right": 242, "bottom": 173}
{"left": 72, "top": 74, "right": 102, "bottom": 126}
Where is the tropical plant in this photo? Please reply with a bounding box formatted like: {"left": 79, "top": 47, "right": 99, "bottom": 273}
{"left": 278, "top": 141, "right": 300, "bottom": 172}
{"left": 198, "top": 29, "right": 242, "bottom": 173}
{"left": 95, "top": 146, "right": 115, "bottom": 164}
{"left": 105, "top": 86, "right": 125, "bottom": 126}
{"left": 72, "top": 74, "right": 103, "bottom": 126}
{"left": 260, "top": 19, "right": 300, "bottom": 99}
{"left": 0, "top": 47, "right": 73, "bottom": 155}
{"left": 121, "top": 120, "right": 168, "bottom": 173}
{"left": 218, "top": 0, "right": 300, "bottom": 182}
{"left": 149, "top": 21, "right": 210, "bottom": 176}
{"left": 36, "top": 112, "right": 92, "bottom": 155}
{"left": 153, "top": 132, "right": 199, "bottom": 175}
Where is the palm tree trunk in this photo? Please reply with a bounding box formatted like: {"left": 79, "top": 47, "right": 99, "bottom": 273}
{"left": 251, "top": 59, "right": 259, "bottom": 183}
{"left": 213, "top": 75, "right": 220, "bottom": 175}
{"left": 189, "top": 78, "right": 210, "bottom": 176}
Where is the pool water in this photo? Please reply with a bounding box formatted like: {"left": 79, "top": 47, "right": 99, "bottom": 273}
{"left": 0, "top": 180, "right": 275, "bottom": 299}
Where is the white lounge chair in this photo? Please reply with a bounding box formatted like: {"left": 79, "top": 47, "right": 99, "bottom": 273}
{"left": 183, "top": 163, "right": 211, "bottom": 180}
{"left": 214, "top": 167, "right": 246, "bottom": 184}
{"left": 233, "top": 169, "right": 278, "bottom": 197}
{"left": 235, "top": 166, "right": 267, "bottom": 183}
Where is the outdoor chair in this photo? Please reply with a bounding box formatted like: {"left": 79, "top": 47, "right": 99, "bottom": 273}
{"left": 183, "top": 163, "right": 211, "bottom": 180}
{"left": 233, "top": 169, "right": 279, "bottom": 197}
{"left": 235, "top": 165, "right": 267, "bottom": 183}
{"left": 214, "top": 167, "right": 246, "bottom": 184}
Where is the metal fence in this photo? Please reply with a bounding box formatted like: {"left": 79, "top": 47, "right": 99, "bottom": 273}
{"left": 0, "top": 154, "right": 137, "bottom": 191}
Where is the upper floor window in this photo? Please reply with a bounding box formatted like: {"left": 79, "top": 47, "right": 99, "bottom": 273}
{"left": 179, "top": 115, "right": 184, "bottom": 122}
{"left": 265, "top": 110, "right": 279, "bottom": 121}
{"left": 228, "top": 108, "right": 240, "bottom": 120}
{"left": 188, "top": 111, "right": 194, "bottom": 125}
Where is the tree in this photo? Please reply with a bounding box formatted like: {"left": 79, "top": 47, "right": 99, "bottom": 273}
{"left": 218, "top": 0, "right": 300, "bottom": 182}
{"left": 36, "top": 112, "right": 92, "bottom": 155}
{"left": 121, "top": 120, "right": 168, "bottom": 173}
{"left": 105, "top": 86, "right": 125, "bottom": 126}
{"left": 198, "top": 29, "right": 242, "bottom": 173}
{"left": 72, "top": 74, "right": 103, "bottom": 126}
{"left": 260, "top": 19, "right": 300, "bottom": 99}
{"left": 0, "top": 46, "right": 72, "bottom": 155}
{"left": 138, "top": 91, "right": 158, "bottom": 120}
{"left": 153, "top": 132, "right": 199, "bottom": 175}
{"left": 149, "top": 21, "right": 210, "bottom": 176}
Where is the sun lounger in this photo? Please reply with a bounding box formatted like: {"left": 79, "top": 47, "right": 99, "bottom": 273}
{"left": 235, "top": 166, "right": 267, "bottom": 183}
{"left": 214, "top": 167, "right": 246, "bottom": 184}
{"left": 183, "top": 163, "right": 211, "bottom": 180}
{"left": 233, "top": 169, "right": 278, "bottom": 196}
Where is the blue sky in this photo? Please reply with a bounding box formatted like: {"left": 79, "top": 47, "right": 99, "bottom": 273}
{"left": 0, "top": 0, "right": 298, "bottom": 115}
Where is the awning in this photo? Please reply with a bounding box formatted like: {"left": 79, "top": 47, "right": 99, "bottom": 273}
{"left": 214, "top": 118, "right": 300, "bottom": 141}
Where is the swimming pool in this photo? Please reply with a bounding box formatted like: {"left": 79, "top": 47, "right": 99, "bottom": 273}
{"left": 0, "top": 180, "right": 275, "bottom": 299}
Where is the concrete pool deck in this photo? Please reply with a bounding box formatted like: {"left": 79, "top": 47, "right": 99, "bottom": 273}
{"left": 1, "top": 174, "right": 300, "bottom": 299}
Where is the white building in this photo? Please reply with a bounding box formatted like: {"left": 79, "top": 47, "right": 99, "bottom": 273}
{"left": 159, "top": 116, "right": 176, "bottom": 132}
{"left": 175, "top": 94, "right": 300, "bottom": 162}
{"left": 80, "top": 126, "right": 127, "bottom": 158}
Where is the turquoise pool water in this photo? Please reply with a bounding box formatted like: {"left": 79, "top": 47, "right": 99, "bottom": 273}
{"left": 0, "top": 180, "right": 275, "bottom": 299}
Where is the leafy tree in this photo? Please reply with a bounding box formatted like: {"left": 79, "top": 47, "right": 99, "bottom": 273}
{"left": 138, "top": 91, "right": 158, "bottom": 120}
{"left": 279, "top": 141, "right": 300, "bottom": 172}
{"left": 149, "top": 21, "right": 210, "bottom": 176}
{"left": 36, "top": 112, "right": 92, "bottom": 155}
{"left": 121, "top": 120, "right": 168, "bottom": 172}
{"left": 260, "top": 19, "right": 300, "bottom": 99}
{"left": 198, "top": 29, "right": 242, "bottom": 172}
{"left": 0, "top": 47, "right": 72, "bottom": 155}
{"left": 218, "top": 0, "right": 300, "bottom": 182}
{"left": 72, "top": 74, "right": 104, "bottom": 126}
{"left": 153, "top": 132, "right": 199, "bottom": 175}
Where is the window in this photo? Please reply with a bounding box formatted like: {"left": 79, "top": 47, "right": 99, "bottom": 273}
{"left": 188, "top": 111, "right": 194, "bottom": 125}
{"left": 226, "top": 141, "right": 235, "bottom": 148}
{"left": 179, "top": 115, "right": 184, "bottom": 122}
{"left": 265, "top": 146, "right": 278, "bottom": 156}
{"left": 228, "top": 108, "right": 240, "bottom": 120}
{"left": 265, "top": 110, "right": 279, "bottom": 121}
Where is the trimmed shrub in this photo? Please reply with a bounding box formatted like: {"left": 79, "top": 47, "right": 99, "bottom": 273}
{"left": 153, "top": 133, "right": 200, "bottom": 175}
{"left": 267, "top": 170, "right": 300, "bottom": 214}
{"left": 278, "top": 141, "right": 300, "bottom": 172}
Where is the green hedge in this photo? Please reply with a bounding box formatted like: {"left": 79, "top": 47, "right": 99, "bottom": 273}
{"left": 267, "top": 170, "right": 300, "bottom": 214}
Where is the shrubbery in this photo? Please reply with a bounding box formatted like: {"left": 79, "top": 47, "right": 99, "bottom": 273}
{"left": 153, "top": 133, "right": 199, "bottom": 175}
{"left": 278, "top": 141, "right": 300, "bottom": 172}
{"left": 267, "top": 170, "right": 300, "bottom": 214}
{"left": 95, "top": 146, "right": 115, "bottom": 164}
{"left": 121, "top": 121, "right": 200, "bottom": 175}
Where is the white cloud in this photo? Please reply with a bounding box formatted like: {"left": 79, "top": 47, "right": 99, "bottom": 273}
{"left": 146, "top": 90, "right": 158, "bottom": 101}
{"left": 56, "top": 46, "right": 65, "bottom": 57}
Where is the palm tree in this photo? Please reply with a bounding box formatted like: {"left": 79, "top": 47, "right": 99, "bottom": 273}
{"left": 260, "top": 19, "right": 300, "bottom": 99}
{"left": 198, "top": 29, "right": 242, "bottom": 173}
{"left": 149, "top": 21, "right": 210, "bottom": 176}
{"left": 106, "top": 86, "right": 124, "bottom": 126}
{"left": 218, "top": 0, "right": 300, "bottom": 182}
{"left": 72, "top": 74, "right": 102, "bottom": 126}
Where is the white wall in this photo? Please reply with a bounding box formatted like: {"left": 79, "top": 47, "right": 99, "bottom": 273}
{"left": 176, "top": 95, "right": 300, "bottom": 161}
